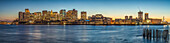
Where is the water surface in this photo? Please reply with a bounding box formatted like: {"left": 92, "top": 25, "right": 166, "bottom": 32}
{"left": 0, "top": 25, "right": 169, "bottom": 43}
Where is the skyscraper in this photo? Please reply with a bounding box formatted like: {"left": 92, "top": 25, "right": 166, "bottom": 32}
{"left": 145, "top": 13, "right": 149, "bottom": 20}
{"left": 125, "top": 16, "right": 128, "bottom": 20}
{"left": 25, "top": 9, "right": 30, "bottom": 21}
{"left": 66, "top": 10, "right": 73, "bottom": 20}
{"left": 138, "top": 11, "right": 143, "bottom": 22}
{"left": 72, "top": 9, "right": 78, "bottom": 20}
{"left": 81, "top": 11, "right": 87, "bottom": 20}
{"left": 60, "top": 9, "right": 66, "bottom": 20}
{"left": 19, "top": 12, "right": 24, "bottom": 21}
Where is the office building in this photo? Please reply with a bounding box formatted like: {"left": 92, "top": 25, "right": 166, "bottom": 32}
{"left": 66, "top": 10, "right": 73, "bottom": 20}
{"left": 25, "top": 9, "right": 30, "bottom": 21}
{"left": 81, "top": 11, "right": 87, "bottom": 20}
{"left": 138, "top": 11, "right": 143, "bottom": 22}
{"left": 60, "top": 9, "right": 66, "bottom": 20}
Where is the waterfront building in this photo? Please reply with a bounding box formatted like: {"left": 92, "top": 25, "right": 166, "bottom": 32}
{"left": 81, "top": 11, "right": 87, "bottom": 20}
{"left": 150, "top": 18, "right": 162, "bottom": 24}
{"left": 103, "top": 17, "right": 112, "bottom": 24}
{"left": 114, "top": 18, "right": 124, "bottom": 24}
{"left": 95, "top": 14, "right": 103, "bottom": 18}
{"left": 89, "top": 14, "right": 104, "bottom": 24}
{"left": 87, "top": 14, "right": 113, "bottom": 24}
{"left": 94, "top": 14, "right": 104, "bottom": 22}
{"left": 0, "top": 21, "right": 11, "bottom": 25}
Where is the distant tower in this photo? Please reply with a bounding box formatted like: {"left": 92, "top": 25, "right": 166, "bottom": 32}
{"left": 138, "top": 11, "right": 143, "bottom": 22}
{"left": 163, "top": 16, "right": 165, "bottom": 22}
{"left": 145, "top": 13, "right": 149, "bottom": 20}
{"left": 125, "top": 15, "right": 128, "bottom": 20}
{"left": 129, "top": 16, "right": 132, "bottom": 20}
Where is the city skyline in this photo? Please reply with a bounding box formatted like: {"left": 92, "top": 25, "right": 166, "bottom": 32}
{"left": 0, "top": 0, "right": 170, "bottom": 22}
{"left": 11, "top": 8, "right": 165, "bottom": 25}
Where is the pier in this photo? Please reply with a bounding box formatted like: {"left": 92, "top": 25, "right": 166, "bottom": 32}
{"left": 143, "top": 28, "right": 169, "bottom": 41}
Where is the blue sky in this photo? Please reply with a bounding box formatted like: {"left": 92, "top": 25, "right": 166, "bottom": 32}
{"left": 0, "top": 0, "right": 170, "bottom": 21}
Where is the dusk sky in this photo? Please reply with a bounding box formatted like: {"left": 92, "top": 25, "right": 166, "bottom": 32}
{"left": 0, "top": 0, "right": 170, "bottom": 22}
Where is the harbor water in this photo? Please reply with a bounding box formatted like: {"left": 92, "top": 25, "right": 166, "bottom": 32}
{"left": 0, "top": 25, "right": 169, "bottom": 43}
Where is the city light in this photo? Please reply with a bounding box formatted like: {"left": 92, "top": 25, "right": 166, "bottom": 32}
{"left": 7, "top": 8, "right": 168, "bottom": 25}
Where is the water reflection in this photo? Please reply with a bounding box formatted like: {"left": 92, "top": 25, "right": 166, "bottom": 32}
{"left": 0, "top": 25, "right": 169, "bottom": 43}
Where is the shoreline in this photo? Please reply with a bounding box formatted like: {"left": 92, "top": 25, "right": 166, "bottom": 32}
{"left": 8, "top": 24, "right": 168, "bottom": 25}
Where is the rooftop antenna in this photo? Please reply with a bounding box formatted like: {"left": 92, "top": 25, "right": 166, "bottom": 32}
{"left": 138, "top": 7, "right": 141, "bottom": 12}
